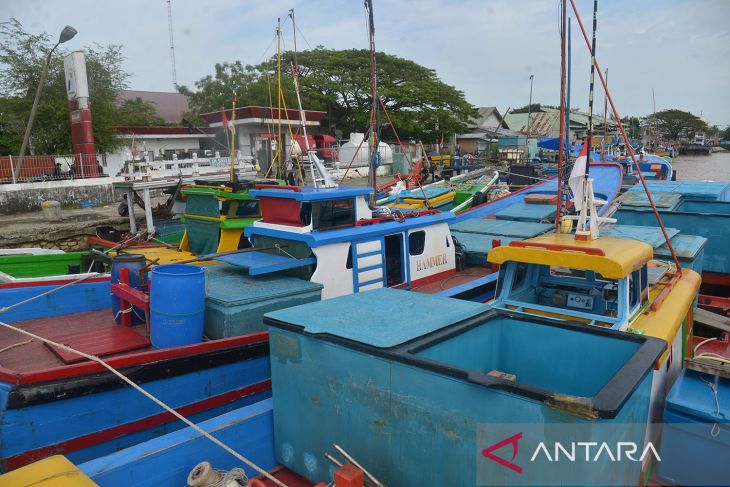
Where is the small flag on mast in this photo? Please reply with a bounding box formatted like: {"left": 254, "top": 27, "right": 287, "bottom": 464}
{"left": 569, "top": 138, "right": 589, "bottom": 211}
{"left": 221, "top": 109, "right": 229, "bottom": 131}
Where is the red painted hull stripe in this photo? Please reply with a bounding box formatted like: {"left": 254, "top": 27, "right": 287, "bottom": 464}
{"left": 3, "top": 379, "right": 272, "bottom": 470}
{"left": 410, "top": 268, "right": 457, "bottom": 288}
{"left": 0, "top": 332, "right": 269, "bottom": 385}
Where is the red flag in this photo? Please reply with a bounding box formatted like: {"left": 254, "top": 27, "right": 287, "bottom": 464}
{"left": 221, "top": 109, "right": 229, "bottom": 130}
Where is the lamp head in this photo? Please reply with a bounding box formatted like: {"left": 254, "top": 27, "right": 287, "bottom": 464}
{"left": 59, "top": 26, "right": 77, "bottom": 44}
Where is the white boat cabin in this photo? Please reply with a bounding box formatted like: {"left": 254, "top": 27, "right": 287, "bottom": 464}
{"left": 231, "top": 185, "right": 457, "bottom": 299}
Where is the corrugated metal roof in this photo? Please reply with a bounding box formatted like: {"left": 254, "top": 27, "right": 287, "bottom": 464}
{"left": 117, "top": 90, "right": 190, "bottom": 123}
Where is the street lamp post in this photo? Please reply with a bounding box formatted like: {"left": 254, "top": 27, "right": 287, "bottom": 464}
{"left": 15, "top": 25, "right": 77, "bottom": 180}
{"left": 525, "top": 74, "right": 534, "bottom": 161}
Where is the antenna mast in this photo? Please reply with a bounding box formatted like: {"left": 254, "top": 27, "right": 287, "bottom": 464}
{"left": 167, "top": 0, "right": 178, "bottom": 90}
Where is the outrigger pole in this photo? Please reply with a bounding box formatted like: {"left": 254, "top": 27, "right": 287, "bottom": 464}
{"left": 568, "top": 0, "right": 681, "bottom": 270}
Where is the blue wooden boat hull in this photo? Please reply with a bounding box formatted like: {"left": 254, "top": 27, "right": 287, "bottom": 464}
{"left": 454, "top": 162, "right": 623, "bottom": 223}
{"left": 79, "top": 399, "right": 277, "bottom": 487}
{"left": 0, "top": 279, "right": 271, "bottom": 471}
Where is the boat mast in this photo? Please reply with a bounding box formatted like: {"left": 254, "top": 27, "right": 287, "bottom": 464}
{"left": 555, "top": 0, "right": 567, "bottom": 233}
{"left": 562, "top": 16, "right": 572, "bottom": 224}
{"left": 229, "top": 94, "right": 237, "bottom": 182}
{"left": 601, "top": 69, "right": 608, "bottom": 159}
{"left": 365, "top": 0, "right": 379, "bottom": 206}
{"left": 574, "top": 0, "right": 598, "bottom": 237}
{"left": 288, "top": 9, "right": 337, "bottom": 188}
{"left": 568, "top": 0, "right": 681, "bottom": 268}
{"left": 276, "top": 18, "right": 283, "bottom": 180}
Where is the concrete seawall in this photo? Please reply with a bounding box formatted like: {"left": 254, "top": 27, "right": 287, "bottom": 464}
{"left": 0, "top": 178, "right": 120, "bottom": 215}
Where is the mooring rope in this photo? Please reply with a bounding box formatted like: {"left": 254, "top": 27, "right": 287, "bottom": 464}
{"left": 0, "top": 317, "right": 288, "bottom": 487}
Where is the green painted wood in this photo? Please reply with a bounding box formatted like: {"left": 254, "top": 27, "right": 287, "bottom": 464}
{"left": 0, "top": 252, "right": 86, "bottom": 278}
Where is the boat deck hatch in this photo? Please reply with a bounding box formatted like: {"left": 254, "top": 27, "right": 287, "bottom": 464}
{"left": 216, "top": 251, "right": 315, "bottom": 276}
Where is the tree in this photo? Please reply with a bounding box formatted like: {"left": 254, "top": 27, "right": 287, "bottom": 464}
{"left": 180, "top": 48, "right": 478, "bottom": 143}
{"left": 720, "top": 125, "right": 730, "bottom": 142}
{"left": 649, "top": 109, "right": 708, "bottom": 141}
{"left": 117, "top": 97, "right": 167, "bottom": 126}
{"left": 0, "top": 19, "right": 130, "bottom": 155}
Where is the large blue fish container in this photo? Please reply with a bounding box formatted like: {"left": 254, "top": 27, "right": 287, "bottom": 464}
{"left": 657, "top": 369, "right": 729, "bottom": 486}
{"left": 150, "top": 264, "right": 206, "bottom": 348}
{"left": 111, "top": 253, "right": 147, "bottom": 325}
{"left": 265, "top": 289, "right": 665, "bottom": 487}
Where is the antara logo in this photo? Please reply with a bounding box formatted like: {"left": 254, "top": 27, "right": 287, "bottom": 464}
{"left": 481, "top": 433, "right": 661, "bottom": 474}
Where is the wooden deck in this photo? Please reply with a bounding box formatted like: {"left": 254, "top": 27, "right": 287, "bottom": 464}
{"left": 0, "top": 309, "right": 150, "bottom": 373}
{"left": 410, "top": 265, "right": 493, "bottom": 294}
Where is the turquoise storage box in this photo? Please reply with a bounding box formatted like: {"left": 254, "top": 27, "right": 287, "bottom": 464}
{"left": 265, "top": 288, "right": 665, "bottom": 486}
{"left": 204, "top": 264, "right": 323, "bottom": 339}
{"left": 657, "top": 369, "right": 729, "bottom": 486}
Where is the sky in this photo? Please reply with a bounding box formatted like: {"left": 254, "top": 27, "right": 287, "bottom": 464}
{"left": 3, "top": 0, "right": 729, "bottom": 127}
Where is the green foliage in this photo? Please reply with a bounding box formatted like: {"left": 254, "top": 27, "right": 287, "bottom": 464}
{"left": 180, "top": 48, "right": 477, "bottom": 143}
{"left": 649, "top": 109, "right": 708, "bottom": 140}
{"left": 511, "top": 103, "right": 544, "bottom": 114}
{"left": 0, "top": 19, "right": 130, "bottom": 155}
{"left": 117, "top": 97, "right": 166, "bottom": 126}
{"left": 178, "top": 61, "right": 288, "bottom": 126}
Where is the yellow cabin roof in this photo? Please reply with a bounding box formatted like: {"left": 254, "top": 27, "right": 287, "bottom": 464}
{"left": 487, "top": 234, "right": 653, "bottom": 279}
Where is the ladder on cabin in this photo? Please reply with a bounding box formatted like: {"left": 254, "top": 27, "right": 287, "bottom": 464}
{"left": 352, "top": 239, "right": 385, "bottom": 292}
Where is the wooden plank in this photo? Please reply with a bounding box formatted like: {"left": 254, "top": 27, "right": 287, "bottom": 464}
{"left": 684, "top": 357, "right": 730, "bottom": 380}
{"left": 45, "top": 326, "right": 151, "bottom": 364}
{"left": 694, "top": 307, "right": 730, "bottom": 334}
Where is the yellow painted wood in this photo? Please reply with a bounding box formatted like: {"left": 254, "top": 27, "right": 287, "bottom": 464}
{"left": 179, "top": 229, "right": 190, "bottom": 252}
{"left": 218, "top": 228, "right": 243, "bottom": 252}
{"left": 112, "top": 248, "right": 215, "bottom": 266}
{"left": 0, "top": 455, "right": 98, "bottom": 487}
{"left": 488, "top": 234, "right": 653, "bottom": 279}
{"left": 630, "top": 268, "right": 701, "bottom": 363}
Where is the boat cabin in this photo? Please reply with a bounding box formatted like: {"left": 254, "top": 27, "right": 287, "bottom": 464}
{"left": 224, "top": 185, "right": 457, "bottom": 299}
{"left": 488, "top": 235, "right": 655, "bottom": 330}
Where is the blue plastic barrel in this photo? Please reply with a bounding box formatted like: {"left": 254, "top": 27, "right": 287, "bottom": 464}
{"left": 111, "top": 253, "right": 147, "bottom": 325}
{"left": 150, "top": 264, "right": 206, "bottom": 348}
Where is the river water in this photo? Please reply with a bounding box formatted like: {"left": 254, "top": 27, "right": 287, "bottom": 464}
{"left": 671, "top": 150, "right": 730, "bottom": 182}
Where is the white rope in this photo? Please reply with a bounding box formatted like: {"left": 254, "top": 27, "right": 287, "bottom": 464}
{"left": 0, "top": 318, "right": 288, "bottom": 487}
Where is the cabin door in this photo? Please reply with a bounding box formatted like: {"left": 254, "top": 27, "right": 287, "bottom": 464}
{"left": 384, "top": 233, "right": 405, "bottom": 287}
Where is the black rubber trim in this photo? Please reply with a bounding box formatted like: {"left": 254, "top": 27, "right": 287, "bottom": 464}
{"left": 7, "top": 341, "right": 269, "bottom": 409}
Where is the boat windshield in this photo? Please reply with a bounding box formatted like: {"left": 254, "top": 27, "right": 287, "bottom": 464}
{"left": 498, "top": 262, "right": 621, "bottom": 324}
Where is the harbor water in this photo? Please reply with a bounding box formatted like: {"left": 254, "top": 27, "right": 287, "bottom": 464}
{"left": 672, "top": 150, "right": 730, "bottom": 182}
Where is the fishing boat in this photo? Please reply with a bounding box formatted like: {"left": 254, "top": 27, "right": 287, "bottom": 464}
{"left": 377, "top": 169, "right": 500, "bottom": 212}
{"left": 19, "top": 200, "right": 699, "bottom": 486}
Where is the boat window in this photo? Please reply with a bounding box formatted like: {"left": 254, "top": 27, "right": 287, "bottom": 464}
{"left": 235, "top": 200, "right": 260, "bottom": 218}
{"left": 508, "top": 264, "right": 620, "bottom": 319}
{"left": 409, "top": 231, "right": 426, "bottom": 256}
{"left": 346, "top": 244, "right": 353, "bottom": 270}
{"left": 312, "top": 199, "right": 354, "bottom": 230}
{"left": 629, "top": 270, "right": 641, "bottom": 310}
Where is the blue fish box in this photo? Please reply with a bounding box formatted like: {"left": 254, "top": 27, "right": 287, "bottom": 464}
{"left": 204, "top": 264, "right": 323, "bottom": 339}
{"left": 657, "top": 369, "right": 729, "bottom": 486}
{"left": 265, "top": 289, "right": 665, "bottom": 486}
